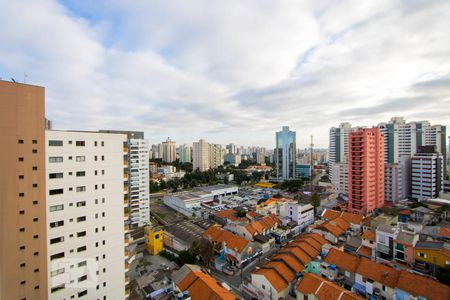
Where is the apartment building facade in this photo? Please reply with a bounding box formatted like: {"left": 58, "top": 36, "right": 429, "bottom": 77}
{"left": 46, "top": 130, "right": 127, "bottom": 300}
{"left": 275, "top": 126, "right": 296, "bottom": 179}
{"left": 193, "top": 139, "right": 210, "bottom": 171}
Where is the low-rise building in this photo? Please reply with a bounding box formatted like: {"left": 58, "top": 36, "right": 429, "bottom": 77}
{"left": 414, "top": 241, "right": 450, "bottom": 275}
{"left": 281, "top": 202, "right": 314, "bottom": 231}
{"left": 296, "top": 273, "right": 361, "bottom": 300}
{"left": 375, "top": 224, "right": 396, "bottom": 260}
{"left": 393, "top": 230, "right": 418, "bottom": 266}
{"left": 163, "top": 191, "right": 213, "bottom": 217}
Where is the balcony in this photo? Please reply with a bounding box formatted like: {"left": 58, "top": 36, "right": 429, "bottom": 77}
{"left": 125, "top": 238, "right": 129, "bottom": 245}
{"left": 124, "top": 186, "right": 128, "bottom": 193}
{"left": 125, "top": 275, "right": 129, "bottom": 284}
{"left": 124, "top": 224, "right": 129, "bottom": 232}
{"left": 125, "top": 261, "right": 129, "bottom": 271}
{"left": 125, "top": 249, "right": 129, "bottom": 257}
{"left": 123, "top": 146, "right": 128, "bottom": 153}
{"left": 124, "top": 212, "right": 129, "bottom": 219}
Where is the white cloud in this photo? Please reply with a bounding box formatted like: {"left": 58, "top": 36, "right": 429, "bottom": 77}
{"left": 0, "top": 0, "right": 449, "bottom": 148}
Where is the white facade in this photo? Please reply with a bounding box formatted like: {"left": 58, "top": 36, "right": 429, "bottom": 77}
{"left": 163, "top": 191, "right": 213, "bottom": 217}
{"left": 281, "top": 203, "right": 314, "bottom": 230}
{"left": 411, "top": 152, "right": 444, "bottom": 200}
{"left": 331, "top": 162, "right": 349, "bottom": 195}
{"left": 127, "top": 138, "right": 150, "bottom": 227}
{"left": 193, "top": 139, "right": 210, "bottom": 171}
{"left": 328, "top": 123, "right": 358, "bottom": 180}
{"left": 384, "top": 163, "right": 402, "bottom": 202}
{"left": 162, "top": 138, "right": 176, "bottom": 163}
{"left": 178, "top": 144, "right": 191, "bottom": 163}
{"left": 256, "top": 147, "right": 266, "bottom": 165}
{"left": 46, "top": 130, "right": 126, "bottom": 300}
{"left": 209, "top": 143, "right": 224, "bottom": 169}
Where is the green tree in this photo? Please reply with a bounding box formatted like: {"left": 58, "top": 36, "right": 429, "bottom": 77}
{"left": 310, "top": 192, "right": 320, "bottom": 214}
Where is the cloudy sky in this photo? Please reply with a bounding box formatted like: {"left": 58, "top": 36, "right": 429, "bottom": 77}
{"left": 1, "top": 0, "right": 449, "bottom": 148}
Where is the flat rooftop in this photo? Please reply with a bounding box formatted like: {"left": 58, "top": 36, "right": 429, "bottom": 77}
{"left": 197, "top": 184, "right": 238, "bottom": 192}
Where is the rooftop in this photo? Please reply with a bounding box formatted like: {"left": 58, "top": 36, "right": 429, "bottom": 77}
{"left": 324, "top": 248, "right": 360, "bottom": 273}
{"left": 296, "top": 273, "right": 362, "bottom": 300}
{"left": 202, "top": 226, "right": 250, "bottom": 254}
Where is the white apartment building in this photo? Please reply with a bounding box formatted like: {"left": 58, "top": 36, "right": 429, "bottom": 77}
{"left": 46, "top": 130, "right": 127, "bottom": 300}
{"left": 384, "top": 163, "right": 403, "bottom": 202}
{"left": 162, "top": 138, "right": 176, "bottom": 163}
{"left": 193, "top": 139, "right": 210, "bottom": 171}
{"left": 331, "top": 162, "right": 349, "bottom": 196}
{"left": 209, "top": 143, "right": 224, "bottom": 169}
{"left": 411, "top": 148, "right": 444, "bottom": 200}
{"left": 281, "top": 202, "right": 314, "bottom": 231}
{"left": 256, "top": 147, "right": 266, "bottom": 165}
{"left": 328, "top": 123, "right": 359, "bottom": 181}
{"left": 127, "top": 138, "right": 150, "bottom": 228}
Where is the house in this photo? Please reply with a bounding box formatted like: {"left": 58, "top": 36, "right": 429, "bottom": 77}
{"left": 256, "top": 198, "right": 290, "bottom": 216}
{"left": 202, "top": 226, "right": 260, "bottom": 270}
{"left": 311, "top": 217, "right": 350, "bottom": 244}
{"left": 323, "top": 248, "right": 361, "bottom": 287}
{"left": 345, "top": 236, "right": 362, "bottom": 256}
{"left": 410, "top": 206, "right": 438, "bottom": 225}
{"left": 357, "top": 230, "right": 375, "bottom": 259}
{"left": 394, "top": 270, "right": 450, "bottom": 300}
{"left": 296, "top": 273, "right": 362, "bottom": 300}
{"left": 414, "top": 241, "right": 450, "bottom": 276}
{"left": 223, "top": 214, "right": 280, "bottom": 240}
{"left": 213, "top": 209, "right": 249, "bottom": 225}
{"left": 172, "top": 264, "right": 238, "bottom": 300}
{"left": 321, "top": 209, "right": 364, "bottom": 234}
{"left": 375, "top": 224, "right": 396, "bottom": 260}
{"left": 393, "top": 230, "right": 418, "bottom": 266}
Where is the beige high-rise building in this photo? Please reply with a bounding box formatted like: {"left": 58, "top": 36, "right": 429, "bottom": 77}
{"left": 209, "top": 143, "right": 224, "bottom": 169}
{"left": 0, "top": 80, "right": 48, "bottom": 299}
{"left": 193, "top": 139, "right": 210, "bottom": 171}
{"left": 162, "top": 138, "right": 176, "bottom": 163}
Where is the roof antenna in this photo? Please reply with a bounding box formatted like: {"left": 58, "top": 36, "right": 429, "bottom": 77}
{"left": 11, "top": 78, "right": 16, "bottom": 83}
{"left": 24, "top": 72, "right": 28, "bottom": 84}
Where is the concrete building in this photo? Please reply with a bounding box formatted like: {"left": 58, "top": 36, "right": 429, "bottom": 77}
{"left": 295, "top": 164, "right": 311, "bottom": 179}
{"left": 193, "top": 139, "right": 210, "bottom": 171}
{"left": 384, "top": 163, "right": 403, "bottom": 202}
{"left": 226, "top": 143, "right": 238, "bottom": 154}
{"left": 256, "top": 147, "right": 266, "bottom": 165}
{"left": 281, "top": 203, "right": 314, "bottom": 230}
{"left": 46, "top": 130, "right": 127, "bottom": 300}
{"left": 224, "top": 153, "right": 241, "bottom": 166}
{"left": 329, "top": 122, "right": 359, "bottom": 181}
{"left": 331, "top": 162, "right": 349, "bottom": 195}
{"left": 177, "top": 144, "right": 191, "bottom": 163}
{"left": 275, "top": 126, "right": 296, "bottom": 179}
{"left": 100, "top": 131, "right": 150, "bottom": 228}
{"left": 0, "top": 80, "right": 48, "bottom": 300}
{"left": 348, "top": 128, "right": 385, "bottom": 214}
{"left": 411, "top": 146, "right": 444, "bottom": 200}
{"left": 161, "top": 138, "right": 176, "bottom": 163}
{"left": 209, "top": 143, "right": 224, "bottom": 169}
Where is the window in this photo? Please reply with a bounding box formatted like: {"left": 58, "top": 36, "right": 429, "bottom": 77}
{"left": 78, "top": 260, "right": 87, "bottom": 267}
{"left": 49, "top": 173, "right": 63, "bottom": 179}
{"left": 77, "top": 231, "right": 86, "bottom": 237}
{"left": 76, "top": 141, "right": 85, "bottom": 146}
{"left": 50, "top": 252, "right": 65, "bottom": 261}
{"left": 68, "top": 140, "right": 72, "bottom": 144}
{"left": 19, "top": 228, "right": 25, "bottom": 232}
{"left": 33, "top": 218, "right": 38, "bottom": 222}
{"left": 50, "top": 220, "right": 64, "bottom": 228}
{"left": 78, "top": 290, "right": 87, "bottom": 297}
{"left": 33, "top": 235, "right": 38, "bottom": 239}
{"left": 32, "top": 140, "right": 37, "bottom": 144}
{"left": 78, "top": 275, "right": 87, "bottom": 282}
{"left": 34, "top": 269, "right": 39, "bottom": 273}
{"left": 32, "top": 149, "right": 38, "bottom": 154}
{"left": 49, "top": 204, "right": 64, "bottom": 212}
{"left": 49, "top": 156, "right": 63, "bottom": 163}
{"left": 77, "top": 246, "right": 87, "bottom": 252}
{"left": 95, "top": 141, "right": 98, "bottom": 146}
{"left": 76, "top": 201, "right": 86, "bottom": 207}
{"left": 50, "top": 237, "right": 64, "bottom": 244}
{"left": 33, "top": 200, "right": 38, "bottom": 205}
{"left": 19, "top": 193, "right": 24, "bottom": 197}
{"left": 102, "top": 184, "right": 105, "bottom": 189}
{"left": 95, "top": 156, "right": 98, "bottom": 161}
{"left": 18, "top": 157, "right": 24, "bottom": 162}
{"left": 49, "top": 140, "right": 63, "bottom": 146}
{"left": 418, "top": 252, "right": 427, "bottom": 258}
{"left": 101, "top": 155, "right": 104, "bottom": 161}
{"left": 18, "top": 139, "right": 24, "bottom": 144}
{"left": 95, "top": 170, "right": 98, "bottom": 175}
{"left": 102, "top": 170, "right": 105, "bottom": 175}
{"left": 76, "top": 171, "right": 86, "bottom": 177}
{"left": 76, "top": 186, "right": 86, "bottom": 192}
{"left": 76, "top": 156, "right": 85, "bottom": 162}
{"left": 19, "top": 175, "right": 24, "bottom": 179}
{"left": 49, "top": 189, "right": 63, "bottom": 195}
{"left": 32, "top": 166, "right": 38, "bottom": 170}
{"left": 20, "top": 263, "right": 26, "bottom": 267}
{"left": 32, "top": 183, "right": 38, "bottom": 188}
{"left": 51, "top": 283, "right": 65, "bottom": 293}
{"left": 33, "top": 252, "right": 39, "bottom": 256}
{"left": 101, "top": 141, "right": 104, "bottom": 146}
{"left": 77, "top": 216, "right": 86, "bottom": 222}
{"left": 50, "top": 268, "right": 65, "bottom": 277}
{"left": 20, "top": 246, "right": 25, "bottom": 250}
{"left": 19, "top": 210, "right": 25, "bottom": 214}
{"left": 20, "top": 281, "right": 26, "bottom": 285}
{"left": 262, "top": 284, "right": 265, "bottom": 290}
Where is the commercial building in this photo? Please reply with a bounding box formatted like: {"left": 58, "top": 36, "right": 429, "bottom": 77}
{"left": 100, "top": 131, "right": 150, "bottom": 228}
{"left": 161, "top": 137, "right": 176, "bottom": 163}
{"left": 281, "top": 202, "right": 314, "bottom": 231}
{"left": 295, "top": 164, "right": 311, "bottom": 179}
{"left": 0, "top": 80, "right": 48, "bottom": 300}
{"left": 411, "top": 146, "right": 444, "bottom": 200}
{"left": 193, "top": 139, "right": 210, "bottom": 171}
{"left": 46, "top": 130, "right": 127, "bottom": 299}
{"left": 177, "top": 144, "right": 191, "bottom": 163}
{"left": 275, "top": 126, "right": 296, "bottom": 179}
{"left": 348, "top": 128, "right": 385, "bottom": 214}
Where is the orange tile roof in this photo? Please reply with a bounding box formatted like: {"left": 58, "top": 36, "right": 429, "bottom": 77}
{"left": 396, "top": 270, "right": 450, "bottom": 300}
{"left": 178, "top": 270, "right": 237, "bottom": 300}
{"left": 281, "top": 247, "right": 312, "bottom": 265}
{"left": 324, "top": 248, "right": 361, "bottom": 273}
{"left": 322, "top": 222, "right": 345, "bottom": 237}
{"left": 355, "top": 258, "right": 399, "bottom": 288}
{"left": 399, "top": 209, "right": 411, "bottom": 215}
{"left": 322, "top": 209, "right": 341, "bottom": 220}
{"left": 251, "top": 220, "right": 267, "bottom": 234}
{"left": 202, "top": 226, "right": 249, "bottom": 254}
{"left": 264, "top": 260, "right": 296, "bottom": 282}
{"left": 253, "top": 268, "right": 288, "bottom": 292}
{"left": 340, "top": 212, "right": 363, "bottom": 225}
{"left": 214, "top": 209, "right": 239, "bottom": 221}
{"left": 292, "top": 241, "right": 319, "bottom": 258}
{"left": 247, "top": 211, "right": 259, "bottom": 218}
{"left": 439, "top": 226, "right": 450, "bottom": 238}
{"left": 361, "top": 230, "right": 376, "bottom": 242}
{"left": 299, "top": 237, "right": 322, "bottom": 251}
{"left": 296, "top": 273, "right": 362, "bottom": 300}
{"left": 271, "top": 253, "right": 305, "bottom": 273}
{"left": 244, "top": 224, "right": 257, "bottom": 235}
{"left": 302, "top": 233, "right": 328, "bottom": 246}
{"left": 333, "top": 217, "right": 350, "bottom": 230}
{"left": 356, "top": 245, "right": 372, "bottom": 258}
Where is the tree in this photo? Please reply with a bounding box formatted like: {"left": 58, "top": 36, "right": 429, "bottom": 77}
{"left": 236, "top": 210, "right": 247, "bottom": 218}
{"left": 190, "top": 239, "right": 214, "bottom": 267}
{"left": 310, "top": 192, "right": 320, "bottom": 214}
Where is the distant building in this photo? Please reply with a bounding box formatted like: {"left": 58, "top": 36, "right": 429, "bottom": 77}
{"left": 348, "top": 128, "right": 385, "bottom": 214}
{"left": 178, "top": 143, "right": 191, "bottom": 163}
{"left": 331, "top": 162, "right": 348, "bottom": 195}
{"left": 226, "top": 143, "right": 238, "bottom": 154}
{"left": 384, "top": 163, "right": 403, "bottom": 202}
{"left": 193, "top": 139, "right": 210, "bottom": 171}
{"left": 256, "top": 147, "right": 266, "bottom": 165}
{"left": 224, "top": 153, "right": 241, "bottom": 166}
{"left": 275, "top": 126, "right": 296, "bottom": 179}
{"left": 329, "top": 122, "right": 359, "bottom": 181}
{"left": 411, "top": 146, "right": 444, "bottom": 200}
{"left": 162, "top": 137, "right": 176, "bottom": 163}
{"left": 295, "top": 164, "right": 311, "bottom": 179}
{"left": 209, "top": 143, "right": 224, "bottom": 169}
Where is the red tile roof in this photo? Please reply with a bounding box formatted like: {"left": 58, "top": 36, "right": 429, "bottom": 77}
{"left": 396, "top": 270, "right": 450, "bottom": 300}
{"left": 271, "top": 253, "right": 305, "bottom": 273}
{"left": 356, "top": 245, "right": 372, "bottom": 258}
{"left": 355, "top": 258, "right": 399, "bottom": 288}
{"left": 178, "top": 270, "right": 237, "bottom": 300}
{"left": 324, "top": 248, "right": 361, "bottom": 273}
{"left": 253, "top": 268, "right": 288, "bottom": 292}
{"left": 322, "top": 209, "right": 341, "bottom": 220}
{"left": 296, "top": 273, "right": 362, "bottom": 300}
{"left": 361, "top": 230, "right": 376, "bottom": 242}
{"left": 301, "top": 233, "right": 329, "bottom": 246}
{"left": 202, "top": 226, "right": 250, "bottom": 254}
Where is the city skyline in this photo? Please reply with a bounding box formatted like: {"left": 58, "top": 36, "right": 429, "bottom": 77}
{"left": 1, "top": 1, "right": 450, "bottom": 148}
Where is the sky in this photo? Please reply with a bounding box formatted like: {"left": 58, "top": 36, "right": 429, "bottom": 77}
{"left": 1, "top": 0, "right": 449, "bottom": 148}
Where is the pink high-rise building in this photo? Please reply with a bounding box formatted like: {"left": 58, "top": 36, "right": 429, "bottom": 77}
{"left": 348, "top": 127, "right": 385, "bottom": 214}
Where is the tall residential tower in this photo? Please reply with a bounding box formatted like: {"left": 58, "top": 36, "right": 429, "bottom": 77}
{"left": 275, "top": 126, "right": 296, "bottom": 179}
